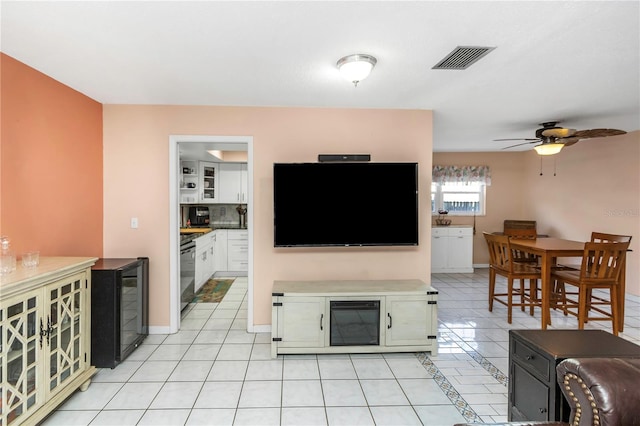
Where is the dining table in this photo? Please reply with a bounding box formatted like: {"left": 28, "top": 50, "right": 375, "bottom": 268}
{"left": 508, "top": 237, "right": 585, "bottom": 329}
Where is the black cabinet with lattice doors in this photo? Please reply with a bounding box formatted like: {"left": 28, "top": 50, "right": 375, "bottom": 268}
{"left": 0, "top": 257, "right": 97, "bottom": 425}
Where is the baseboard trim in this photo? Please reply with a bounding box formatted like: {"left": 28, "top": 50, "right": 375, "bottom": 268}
{"left": 473, "top": 264, "right": 490, "bottom": 268}
{"left": 250, "top": 324, "right": 271, "bottom": 333}
{"left": 148, "top": 321, "right": 268, "bottom": 335}
{"left": 148, "top": 326, "right": 173, "bottom": 335}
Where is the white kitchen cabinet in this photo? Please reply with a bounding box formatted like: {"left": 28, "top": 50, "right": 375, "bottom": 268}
{"left": 0, "top": 257, "right": 97, "bottom": 426}
{"left": 218, "top": 163, "right": 248, "bottom": 204}
{"left": 198, "top": 162, "right": 219, "bottom": 203}
{"left": 179, "top": 160, "right": 199, "bottom": 204}
{"left": 271, "top": 280, "right": 438, "bottom": 358}
{"left": 227, "top": 229, "right": 248, "bottom": 272}
{"left": 194, "top": 240, "right": 208, "bottom": 290}
{"left": 194, "top": 233, "right": 215, "bottom": 291}
{"left": 213, "top": 230, "right": 227, "bottom": 273}
{"left": 207, "top": 234, "right": 216, "bottom": 280}
{"left": 431, "top": 226, "right": 474, "bottom": 273}
{"left": 211, "top": 229, "right": 247, "bottom": 275}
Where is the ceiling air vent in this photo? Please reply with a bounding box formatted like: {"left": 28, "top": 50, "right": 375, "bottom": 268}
{"left": 432, "top": 46, "right": 495, "bottom": 70}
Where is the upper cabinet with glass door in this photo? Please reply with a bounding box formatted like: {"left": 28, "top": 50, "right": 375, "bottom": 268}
{"left": 199, "top": 162, "right": 219, "bottom": 203}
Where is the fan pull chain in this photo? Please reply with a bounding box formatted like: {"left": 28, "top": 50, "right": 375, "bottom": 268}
{"left": 554, "top": 157, "right": 557, "bottom": 176}
{"left": 540, "top": 156, "right": 543, "bottom": 176}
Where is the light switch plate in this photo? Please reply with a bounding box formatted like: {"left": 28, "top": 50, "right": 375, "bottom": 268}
{"left": 131, "top": 217, "right": 138, "bottom": 229}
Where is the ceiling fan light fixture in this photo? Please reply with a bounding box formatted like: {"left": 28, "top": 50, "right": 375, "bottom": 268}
{"left": 337, "top": 54, "right": 377, "bottom": 86}
{"left": 534, "top": 143, "right": 564, "bottom": 156}
{"left": 541, "top": 128, "right": 576, "bottom": 138}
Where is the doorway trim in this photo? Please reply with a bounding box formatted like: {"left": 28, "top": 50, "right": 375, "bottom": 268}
{"left": 169, "top": 135, "right": 254, "bottom": 333}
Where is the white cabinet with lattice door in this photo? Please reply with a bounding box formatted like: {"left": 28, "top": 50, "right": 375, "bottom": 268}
{"left": 1, "top": 257, "right": 97, "bottom": 425}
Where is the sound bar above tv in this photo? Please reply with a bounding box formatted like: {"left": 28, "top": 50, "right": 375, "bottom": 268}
{"left": 318, "top": 154, "right": 371, "bottom": 162}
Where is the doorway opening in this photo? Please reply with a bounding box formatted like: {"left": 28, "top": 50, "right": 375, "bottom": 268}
{"left": 169, "top": 135, "right": 253, "bottom": 334}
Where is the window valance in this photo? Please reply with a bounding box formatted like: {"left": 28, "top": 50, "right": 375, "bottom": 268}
{"left": 432, "top": 165, "right": 491, "bottom": 186}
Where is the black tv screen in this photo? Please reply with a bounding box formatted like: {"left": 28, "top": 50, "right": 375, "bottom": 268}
{"left": 274, "top": 162, "right": 418, "bottom": 247}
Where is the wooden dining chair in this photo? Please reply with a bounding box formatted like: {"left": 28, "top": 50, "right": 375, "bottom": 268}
{"left": 483, "top": 232, "right": 542, "bottom": 323}
{"left": 560, "top": 232, "right": 632, "bottom": 268}
{"left": 551, "top": 240, "right": 631, "bottom": 335}
{"left": 553, "top": 232, "right": 632, "bottom": 320}
{"left": 585, "top": 233, "right": 632, "bottom": 311}
{"left": 504, "top": 225, "right": 539, "bottom": 265}
{"left": 503, "top": 220, "right": 537, "bottom": 232}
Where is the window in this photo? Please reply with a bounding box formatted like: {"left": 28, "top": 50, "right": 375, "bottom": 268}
{"left": 432, "top": 165, "right": 490, "bottom": 215}
{"left": 431, "top": 182, "right": 485, "bottom": 215}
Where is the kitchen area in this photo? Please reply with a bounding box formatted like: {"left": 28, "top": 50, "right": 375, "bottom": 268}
{"left": 178, "top": 143, "right": 249, "bottom": 311}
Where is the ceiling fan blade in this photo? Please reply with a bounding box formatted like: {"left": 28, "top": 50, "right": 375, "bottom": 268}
{"left": 573, "top": 128, "right": 627, "bottom": 139}
{"left": 493, "top": 138, "right": 540, "bottom": 142}
{"left": 541, "top": 128, "right": 576, "bottom": 138}
{"left": 557, "top": 137, "right": 580, "bottom": 146}
{"left": 501, "top": 140, "right": 540, "bottom": 149}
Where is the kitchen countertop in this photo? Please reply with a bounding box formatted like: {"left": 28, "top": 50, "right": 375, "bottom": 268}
{"left": 180, "top": 228, "right": 212, "bottom": 234}
{"left": 180, "top": 226, "right": 248, "bottom": 234}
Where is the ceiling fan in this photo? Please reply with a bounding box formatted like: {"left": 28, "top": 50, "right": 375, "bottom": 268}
{"left": 495, "top": 121, "right": 627, "bottom": 155}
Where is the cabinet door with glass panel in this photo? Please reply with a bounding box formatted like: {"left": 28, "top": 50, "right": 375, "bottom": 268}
{"left": 199, "top": 162, "right": 219, "bottom": 203}
{"left": 1, "top": 288, "right": 42, "bottom": 424}
{"left": 44, "top": 272, "right": 88, "bottom": 399}
{"left": 0, "top": 270, "right": 91, "bottom": 425}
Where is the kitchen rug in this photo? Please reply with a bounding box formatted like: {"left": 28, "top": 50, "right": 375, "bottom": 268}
{"left": 192, "top": 278, "right": 234, "bottom": 303}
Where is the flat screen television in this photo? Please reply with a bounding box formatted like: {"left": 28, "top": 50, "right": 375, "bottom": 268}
{"left": 274, "top": 162, "right": 418, "bottom": 247}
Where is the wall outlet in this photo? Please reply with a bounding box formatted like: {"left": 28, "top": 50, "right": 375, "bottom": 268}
{"left": 131, "top": 217, "right": 139, "bottom": 229}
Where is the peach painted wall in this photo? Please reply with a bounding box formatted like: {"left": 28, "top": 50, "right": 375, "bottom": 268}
{"left": 432, "top": 152, "right": 530, "bottom": 265}
{"left": 0, "top": 54, "right": 103, "bottom": 257}
{"left": 523, "top": 131, "right": 640, "bottom": 295}
{"left": 103, "top": 105, "right": 433, "bottom": 327}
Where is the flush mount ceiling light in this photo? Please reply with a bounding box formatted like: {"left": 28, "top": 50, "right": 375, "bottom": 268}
{"left": 337, "top": 54, "right": 377, "bottom": 87}
{"left": 533, "top": 143, "right": 564, "bottom": 156}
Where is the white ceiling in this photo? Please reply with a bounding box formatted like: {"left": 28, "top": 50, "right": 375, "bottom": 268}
{"left": 2, "top": 1, "right": 639, "bottom": 152}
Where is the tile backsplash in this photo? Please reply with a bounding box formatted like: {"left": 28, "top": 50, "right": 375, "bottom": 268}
{"left": 181, "top": 204, "right": 247, "bottom": 227}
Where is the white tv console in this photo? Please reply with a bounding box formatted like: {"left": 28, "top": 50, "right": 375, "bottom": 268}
{"left": 271, "top": 279, "right": 438, "bottom": 358}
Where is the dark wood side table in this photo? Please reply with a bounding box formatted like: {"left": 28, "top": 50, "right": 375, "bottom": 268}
{"left": 508, "top": 329, "right": 640, "bottom": 422}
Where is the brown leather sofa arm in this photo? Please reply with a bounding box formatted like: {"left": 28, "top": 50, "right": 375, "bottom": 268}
{"left": 556, "top": 357, "right": 640, "bottom": 426}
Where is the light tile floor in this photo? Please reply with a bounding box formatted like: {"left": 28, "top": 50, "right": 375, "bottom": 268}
{"left": 43, "top": 270, "right": 640, "bottom": 425}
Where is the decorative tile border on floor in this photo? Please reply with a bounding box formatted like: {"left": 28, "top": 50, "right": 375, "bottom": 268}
{"left": 416, "top": 353, "right": 483, "bottom": 423}
{"left": 463, "top": 345, "right": 509, "bottom": 387}
{"left": 439, "top": 330, "right": 509, "bottom": 387}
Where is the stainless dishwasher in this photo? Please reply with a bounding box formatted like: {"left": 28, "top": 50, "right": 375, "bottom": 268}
{"left": 180, "top": 236, "right": 196, "bottom": 310}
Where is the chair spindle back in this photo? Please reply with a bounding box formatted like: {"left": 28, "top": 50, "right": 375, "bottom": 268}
{"left": 579, "top": 241, "right": 631, "bottom": 282}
